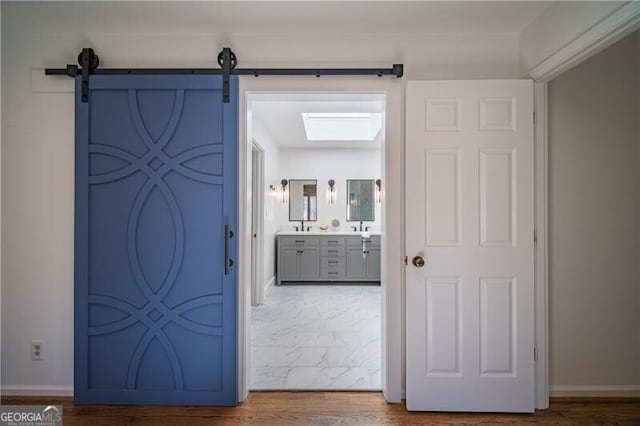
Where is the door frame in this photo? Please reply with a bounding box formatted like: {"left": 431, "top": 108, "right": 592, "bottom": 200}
{"left": 237, "top": 78, "right": 404, "bottom": 403}
{"left": 529, "top": 3, "right": 640, "bottom": 405}
{"left": 250, "top": 140, "right": 265, "bottom": 306}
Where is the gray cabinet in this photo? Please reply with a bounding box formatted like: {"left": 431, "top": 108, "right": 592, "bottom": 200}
{"left": 320, "top": 237, "right": 346, "bottom": 279}
{"left": 346, "top": 246, "right": 366, "bottom": 279}
{"left": 300, "top": 247, "right": 320, "bottom": 278}
{"left": 345, "top": 236, "right": 380, "bottom": 280}
{"left": 366, "top": 247, "right": 381, "bottom": 278}
{"left": 278, "top": 247, "right": 300, "bottom": 279}
{"left": 277, "top": 234, "right": 380, "bottom": 285}
{"left": 276, "top": 236, "right": 320, "bottom": 285}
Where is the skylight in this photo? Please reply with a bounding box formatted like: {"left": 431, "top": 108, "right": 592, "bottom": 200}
{"left": 302, "top": 112, "right": 382, "bottom": 141}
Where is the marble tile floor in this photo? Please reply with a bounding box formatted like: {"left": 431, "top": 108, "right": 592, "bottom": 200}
{"left": 250, "top": 284, "right": 381, "bottom": 391}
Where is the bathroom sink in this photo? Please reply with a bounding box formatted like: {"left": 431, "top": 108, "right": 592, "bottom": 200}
{"left": 360, "top": 231, "right": 371, "bottom": 238}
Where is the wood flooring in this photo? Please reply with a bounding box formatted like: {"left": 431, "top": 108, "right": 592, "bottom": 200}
{"left": 2, "top": 392, "right": 639, "bottom": 425}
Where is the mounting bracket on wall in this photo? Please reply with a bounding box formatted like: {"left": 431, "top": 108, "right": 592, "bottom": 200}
{"left": 45, "top": 47, "right": 404, "bottom": 103}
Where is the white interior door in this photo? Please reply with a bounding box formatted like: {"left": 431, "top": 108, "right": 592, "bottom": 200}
{"left": 405, "top": 80, "right": 535, "bottom": 412}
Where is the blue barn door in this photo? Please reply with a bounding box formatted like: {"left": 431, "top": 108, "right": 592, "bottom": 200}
{"left": 74, "top": 75, "right": 238, "bottom": 405}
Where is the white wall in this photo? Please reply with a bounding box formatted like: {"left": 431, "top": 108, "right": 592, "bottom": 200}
{"left": 276, "top": 148, "right": 382, "bottom": 232}
{"left": 519, "top": 1, "right": 626, "bottom": 75}
{"left": 548, "top": 31, "right": 640, "bottom": 391}
{"left": 0, "top": 3, "right": 3, "bottom": 387}
{"left": 251, "top": 120, "right": 284, "bottom": 291}
{"left": 1, "top": 2, "right": 522, "bottom": 394}
{"left": 636, "top": 32, "right": 640, "bottom": 390}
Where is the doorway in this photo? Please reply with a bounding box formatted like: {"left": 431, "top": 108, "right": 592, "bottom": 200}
{"left": 238, "top": 79, "right": 404, "bottom": 403}
{"left": 247, "top": 93, "right": 385, "bottom": 390}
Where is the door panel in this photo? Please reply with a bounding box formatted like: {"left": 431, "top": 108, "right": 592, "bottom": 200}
{"left": 480, "top": 277, "right": 516, "bottom": 376}
{"left": 299, "top": 247, "right": 320, "bottom": 278}
{"left": 405, "top": 80, "right": 534, "bottom": 412}
{"left": 426, "top": 277, "right": 461, "bottom": 375}
{"left": 346, "top": 247, "right": 366, "bottom": 278}
{"left": 279, "top": 247, "right": 300, "bottom": 278}
{"left": 366, "top": 247, "right": 381, "bottom": 279}
{"left": 75, "top": 75, "right": 238, "bottom": 405}
{"left": 479, "top": 149, "right": 516, "bottom": 247}
{"left": 425, "top": 150, "right": 461, "bottom": 246}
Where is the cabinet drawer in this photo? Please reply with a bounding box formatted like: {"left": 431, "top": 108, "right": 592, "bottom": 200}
{"left": 346, "top": 236, "right": 380, "bottom": 248}
{"left": 321, "top": 257, "right": 345, "bottom": 278}
{"left": 320, "top": 237, "right": 345, "bottom": 247}
{"left": 321, "top": 246, "right": 345, "bottom": 257}
{"left": 278, "top": 236, "right": 319, "bottom": 247}
{"left": 321, "top": 267, "right": 346, "bottom": 279}
{"left": 321, "top": 258, "right": 345, "bottom": 269}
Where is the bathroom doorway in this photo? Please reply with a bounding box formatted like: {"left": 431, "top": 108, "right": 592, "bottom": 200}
{"left": 247, "top": 93, "right": 385, "bottom": 390}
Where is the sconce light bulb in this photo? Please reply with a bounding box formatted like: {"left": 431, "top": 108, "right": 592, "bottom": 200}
{"left": 327, "top": 179, "right": 336, "bottom": 204}
{"left": 280, "top": 179, "right": 289, "bottom": 203}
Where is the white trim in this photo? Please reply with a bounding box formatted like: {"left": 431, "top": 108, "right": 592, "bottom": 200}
{"left": 550, "top": 386, "right": 640, "bottom": 398}
{"left": 264, "top": 275, "right": 276, "bottom": 296}
{"left": 238, "top": 79, "right": 403, "bottom": 404}
{"left": 0, "top": 5, "right": 3, "bottom": 397}
{"left": 529, "top": 2, "right": 640, "bottom": 82}
{"left": 1, "top": 385, "right": 74, "bottom": 396}
{"left": 250, "top": 141, "right": 265, "bottom": 306}
{"left": 534, "top": 81, "right": 549, "bottom": 410}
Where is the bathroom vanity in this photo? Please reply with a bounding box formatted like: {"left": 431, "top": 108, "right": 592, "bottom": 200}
{"left": 276, "top": 176, "right": 380, "bottom": 285}
{"left": 276, "top": 233, "right": 380, "bottom": 285}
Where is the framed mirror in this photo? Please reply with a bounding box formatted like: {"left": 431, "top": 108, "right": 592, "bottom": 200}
{"left": 346, "top": 179, "right": 375, "bottom": 221}
{"left": 289, "top": 179, "right": 318, "bottom": 221}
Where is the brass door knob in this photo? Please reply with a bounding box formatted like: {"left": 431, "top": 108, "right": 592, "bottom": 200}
{"left": 412, "top": 256, "right": 425, "bottom": 267}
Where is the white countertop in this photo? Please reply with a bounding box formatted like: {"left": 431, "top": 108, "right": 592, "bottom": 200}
{"left": 276, "top": 230, "right": 380, "bottom": 236}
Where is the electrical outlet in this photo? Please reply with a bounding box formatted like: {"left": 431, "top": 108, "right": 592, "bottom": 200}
{"left": 31, "top": 340, "right": 44, "bottom": 360}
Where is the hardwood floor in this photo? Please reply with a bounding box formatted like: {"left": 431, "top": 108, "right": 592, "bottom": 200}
{"left": 2, "top": 392, "right": 639, "bottom": 425}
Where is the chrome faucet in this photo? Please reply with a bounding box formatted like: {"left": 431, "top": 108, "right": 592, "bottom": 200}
{"left": 300, "top": 220, "right": 305, "bottom": 232}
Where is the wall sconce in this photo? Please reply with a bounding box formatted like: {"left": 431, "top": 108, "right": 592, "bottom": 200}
{"left": 327, "top": 179, "right": 337, "bottom": 204}
{"left": 280, "top": 179, "right": 289, "bottom": 203}
{"left": 375, "top": 178, "right": 382, "bottom": 203}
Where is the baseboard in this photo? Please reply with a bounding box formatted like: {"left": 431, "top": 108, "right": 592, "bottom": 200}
{"left": 550, "top": 385, "right": 640, "bottom": 398}
{"left": 1, "top": 385, "right": 73, "bottom": 396}
{"left": 264, "top": 275, "right": 276, "bottom": 295}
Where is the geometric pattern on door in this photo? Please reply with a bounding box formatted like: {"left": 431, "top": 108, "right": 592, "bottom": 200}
{"left": 75, "top": 75, "right": 237, "bottom": 405}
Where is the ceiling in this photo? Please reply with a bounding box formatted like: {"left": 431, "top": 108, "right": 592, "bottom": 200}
{"left": 251, "top": 94, "right": 385, "bottom": 149}
{"left": 7, "top": 2, "right": 552, "bottom": 35}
